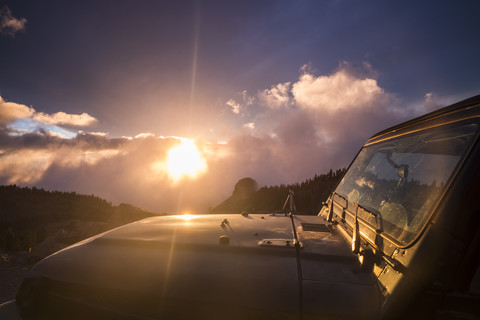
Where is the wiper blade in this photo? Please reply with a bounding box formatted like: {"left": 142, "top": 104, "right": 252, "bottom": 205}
{"left": 353, "top": 202, "right": 383, "bottom": 233}
{"left": 328, "top": 193, "right": 381, "bottom": 229}
{"left": 352, "top": 204, "right": 361, "bottom": 254}
{"left": 326, "top": 193, "right": 346, "bottom": 222}
{"left": 329, "top": 194, "right": 405, "bottom": 272}
{"left": 354, "top": 203, "right": 378, "bottom": 217}
{"left": 351, "top": 202, "right": 380, "bottom": 253}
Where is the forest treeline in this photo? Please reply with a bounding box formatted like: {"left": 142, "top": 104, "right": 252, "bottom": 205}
{"left": 211, "top": 168, "right": 346, "bottom": 214}
{"left": 1, "top": 168, "right": 345, "bottom": 254}
{"left": 0, "top": 185, "right": 156, "bottom": 254}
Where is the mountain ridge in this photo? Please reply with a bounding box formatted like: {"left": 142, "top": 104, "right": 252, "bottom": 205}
{"left": 210, "top": 168, "right": 346, "bottom": 214}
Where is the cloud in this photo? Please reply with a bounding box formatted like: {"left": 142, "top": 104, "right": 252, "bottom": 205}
{"left": 0, "top": 64, "right": 423, "bottom": 214}
{"left": 288, "top": 67, "right": 397, "bottom": 148}
{"left": 226, "top": 90, "right": 255, "bottom": 115}
{"left": 0, "top": 130, "right": 137, "bottom": 185}
{"left": 217, "top": 64, "right": 413, "bottom": 187}
{"left": 0, "top": 121, "right": 219, "bottom": 212}
{"left": 423, "top": 92, "right": 444, "bottom": 113}
{"left": 259, "top": 82, "right": 292, "bottom": 108}
{"left": 0, "top": 6, "right": 27, "bottom": 37}
{"left": 0, "top": 96, "right": 35, "bottom": 125}
{"left": 33, "top": 111, "right": 97, "bottom": 127}
{"left": 21, "top": 135, "right": 218, "bottom": 213}
{"left": 0, "top": 128, "right": 124, "bottom": 167}
{"left": 226, "top": 99, "right": 242, "bottom": 114}
{"left": 291, "top": 69, "right": 386, "bottom": 112}
{"left": 0, "top": 149, "right": 52, "bottom": 184}
{"left": 134, "top": 132, "right": 155, "bottom": 139}
{"left": 78, "top": 131, "right": 108, "bottom": 137}
{"left": 0, "top": 96, "right": 224, "bottom": 212}
{"left": 0, "top": 96, "right": 97, "bottom": 136}
{"left": 243, "top": 122, "right": 255, "bottom": 129}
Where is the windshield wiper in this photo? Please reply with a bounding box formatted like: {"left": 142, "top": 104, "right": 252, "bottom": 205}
{"left": 351, "top": 203, "right": 404, "bottom": 272}
{"left": 351, "top": 202, "right": 384, "bottom": 249}
{"left": 326, "top": 194, "right": 404, "bottom": 271}
{"left": 326, "top": 193, "right": 346, "bottom": 222}
{"left": 354, "top": 202, "right": 384, "bottom": 233}
{"left": 351, "top": 202, "right": 381, "bottom": 253}
{"left": 352, "top": 204, "right": 361, "bottom": 254}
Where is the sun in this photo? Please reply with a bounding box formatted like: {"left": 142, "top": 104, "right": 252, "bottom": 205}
{"left": 165, "top": 139, "right": 207, "bottom": 181}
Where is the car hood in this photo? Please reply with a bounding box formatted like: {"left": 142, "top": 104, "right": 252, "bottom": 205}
{"left": 16, "top": 214, "right": 380, "bottom": 319}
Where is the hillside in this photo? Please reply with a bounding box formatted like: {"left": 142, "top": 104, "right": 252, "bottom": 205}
{"left": 0, "top": 185, "right": 158, "bottom": 257}
{"left": 211, "top": 168, "right": 346, "bottom": 214}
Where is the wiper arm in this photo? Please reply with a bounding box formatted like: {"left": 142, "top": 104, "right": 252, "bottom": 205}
{"left": 351, "top": 203, "right": 404, "bottom": 272}
{"left": 352, "top": 204, "right": 361, "bottom": 254}
{"left": 354, "top": 202, "right": 383, "bottom": 233}
{"left": 326, "top": 193, "right": 346, "bottom": 222}
{"left": 351, "top": 202, "right": 387, "bottom": 254}
{"left": 327, "top": 193, "right": 382, "bottom": 232}
{"left": 350, "top": 202, "right": 382, "bottom": 254}
{"left": 355, "top": 203, "right": 378, "bottom": 217}
{"left": 328, "top": 194, "right": 404, "bottom": 272}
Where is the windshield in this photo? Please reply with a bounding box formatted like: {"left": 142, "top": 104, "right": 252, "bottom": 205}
{"left": 335, "top": 123, "right": 478, "bottom": 244}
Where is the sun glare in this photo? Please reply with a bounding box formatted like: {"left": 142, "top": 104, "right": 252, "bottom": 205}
{"left": 166, "top": 139, "right": 207, "bottom": 181}
{"left": 178, "top": 213, "right": 199, "bottom": 221}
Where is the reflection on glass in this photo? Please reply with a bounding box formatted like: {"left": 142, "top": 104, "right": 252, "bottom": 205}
{"left": 336, "top": 124, "right": 477, "bottom": 244}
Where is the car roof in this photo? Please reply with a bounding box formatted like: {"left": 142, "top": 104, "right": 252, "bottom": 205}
{"left": 368, "top": 94, "right": 480, "bottom": 145}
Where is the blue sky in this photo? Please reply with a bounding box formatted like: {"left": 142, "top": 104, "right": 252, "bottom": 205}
{"left": 1, "top": 1, "right": 479, "bottom": 212}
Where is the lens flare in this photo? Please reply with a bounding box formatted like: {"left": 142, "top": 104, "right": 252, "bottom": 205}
{"left": 177, "top": 213, "right": 199, "bottom": 221}
{"left": 166, "top": 139, "right": 207, "bottom": 182}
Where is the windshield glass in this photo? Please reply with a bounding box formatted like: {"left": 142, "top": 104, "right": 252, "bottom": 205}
{"left": 335, "top": 123, "right": 478, "bottom": 244}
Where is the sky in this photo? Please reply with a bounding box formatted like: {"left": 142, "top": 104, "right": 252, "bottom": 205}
{"left": 1, "top": 0, "right": 479, "bottom": 213}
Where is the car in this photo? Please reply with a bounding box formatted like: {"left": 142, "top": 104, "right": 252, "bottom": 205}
{"left": 1, "top": 94, "right": 479, "bottom": 319}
